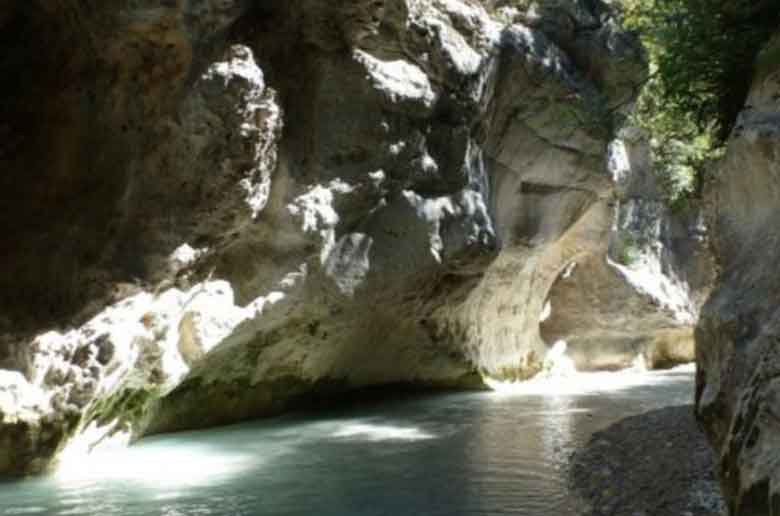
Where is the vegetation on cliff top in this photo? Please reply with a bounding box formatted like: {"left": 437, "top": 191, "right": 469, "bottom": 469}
{"left": 620, "top": 0, "right": 780, "bottom": 205}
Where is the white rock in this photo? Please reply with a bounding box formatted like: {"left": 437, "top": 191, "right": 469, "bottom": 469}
{"left": 169, "top": 244, "right": 207, "bottom": 269}
{"left": 324, "top": 233, "right": 374, "bottom": 296}
{"left": 354, "top": 50, "right": 437, "bottom": 108}
{"left": 289, "top": 179, "right": 356, "bottom": 264}
{"left": 608, "top": 253, "right": 695, "bottom": 324}
{"left": 0, "top": 371, "right": 49, "bottom": 420}
{"left": 203, "top": 45, "right": 279, "bottom": 219}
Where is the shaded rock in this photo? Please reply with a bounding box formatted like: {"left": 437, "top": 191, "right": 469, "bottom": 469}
{"left": 0, "top": 0, "right": 712, "bottom": 475}
{"left": 0, "top": 1, "right": 266, "bottom": 334}
{"left": 695, "top": 33, "right": 780, "bottom": 515}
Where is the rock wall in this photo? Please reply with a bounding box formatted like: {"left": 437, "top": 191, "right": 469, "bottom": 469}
{"left": 540, "top": 129, "right": 714, "bottom": 371}
{"left": 696, "top": 33, "right": 780, "bottom": 516}
{"left": 0, "top": 0, "right": 707, "bottom": 476}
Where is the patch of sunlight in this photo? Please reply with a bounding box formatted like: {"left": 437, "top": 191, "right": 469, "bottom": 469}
{"left": 522, "top": 408, "right": 591, "bottom": 417}
{"left": 484, "top": 369, "right": 682, "bottom": 397}
{"left": 485, "top": 341, "right": 694, "bottom": 397}
{"left": 55, "top": 424, "right": 253, "bottom": 489}
{"left": 629, "top": 353, "right": 648, "bottom": 372}
{"left": 154, "top": 492, "right": 185, "bottom": 501}
{"left": 607, "top": 253, "right": 695, "bottom": 324}
{"left": 539, "top": 300, "right": 552, "bottom": 322}
{"left": 55, "top": 421, "right": 132, "bottom": 475}
{"left": 331, "top": 423, "right": 435, "bottom": 441}
{"left": 666, "top": 362, "right": 696, "bottom": 374}
{"left": 542, "top": 340, "right": 577, "bottom": 378}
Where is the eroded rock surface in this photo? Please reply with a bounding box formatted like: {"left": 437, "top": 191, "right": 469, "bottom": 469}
{"left": 0, "top": 0, "right": 708, "bottom": 475}
{"left": 540, "top": 130, "right": 714, "bottom": 371}
{"left": 696, "top": 33, "right": 780, "bottom": 516}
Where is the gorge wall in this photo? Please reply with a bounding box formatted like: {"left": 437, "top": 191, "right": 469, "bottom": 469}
{"left": 0, "top": 0, "right": 709, "bottom": 476}
{"left": 696, "top": 32, "right": 780, "bottom": 516}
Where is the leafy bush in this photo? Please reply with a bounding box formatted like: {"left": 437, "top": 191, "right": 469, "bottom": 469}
{"left": 619, "top": 0, "right": 780, "bottom": 204}
{"left": 615, "top": 231, "right": 642, "bottom": 266}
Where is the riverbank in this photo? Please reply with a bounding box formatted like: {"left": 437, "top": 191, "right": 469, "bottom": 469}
{"left": 570, "top": 405, "right": 725, "bottom": 515}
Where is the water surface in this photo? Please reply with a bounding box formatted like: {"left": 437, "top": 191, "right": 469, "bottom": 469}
{"left": 0, "top": 367, "right": 694, "bottom": 516}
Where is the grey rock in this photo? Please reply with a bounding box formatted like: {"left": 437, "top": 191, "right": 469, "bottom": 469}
{"left": 541, "top": 131, "right": 714, "bottom": 371}
{"left": 696, "top": 32, "right": 780, "bottom": 515}
{"left": 0, "top": 0, "right": 709, "bottom": 475}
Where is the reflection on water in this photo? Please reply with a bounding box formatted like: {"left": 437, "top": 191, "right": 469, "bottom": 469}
{"left": 0, "top": 368, "right": 694, "bottom": 516}
{"left": 485, "top": 363, "right": 695, "bottom": 396}
{"left": 330, "top": 423, "right": 435, "bottom": 441}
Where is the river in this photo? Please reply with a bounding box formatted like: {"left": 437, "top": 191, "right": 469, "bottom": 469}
{"left": 0, "top": 366, "right": 694, "bottom": 516}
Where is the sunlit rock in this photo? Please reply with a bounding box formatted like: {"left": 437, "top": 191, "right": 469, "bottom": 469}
{"left": 0, "top": 0, "right": 709, "bottom": 476}
{"left": 539, "top": 129, "right": 714, "bottom": 372}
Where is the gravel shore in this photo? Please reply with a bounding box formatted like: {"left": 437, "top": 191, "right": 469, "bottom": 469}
{"left": 569, "top": 405, "right": 725, "bottom": 516}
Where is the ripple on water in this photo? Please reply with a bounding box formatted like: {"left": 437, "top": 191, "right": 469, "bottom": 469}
{"left": 0, "top": 368, "right": 695, "bottom": 516}
{"left": 330, "top": 423, "right": 436, "bottom": 441}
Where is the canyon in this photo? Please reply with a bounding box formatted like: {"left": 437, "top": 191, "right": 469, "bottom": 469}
{"left": 0, "top": 1, "right": 777, "bottom": 515}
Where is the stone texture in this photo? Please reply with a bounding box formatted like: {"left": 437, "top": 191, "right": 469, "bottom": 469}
{"left": 571, "top": 406, "right": 725, "bottom": 516}
{"left": 0, "top": 0, "right": 709, "bottom": 476}
{"left": 695, "top": 33, "right": 780, "bottom": 516}
{"left": 0, "top": 371, "right": 79, "bottom": 476}
{"left": 0, "top": 1, "right": 265, "bottom": 333}
{"left": 540, "top": 130, "right": 714, "bottom": 371}
{"left": 0, "top": 4, "right": 283, "bottom": 469}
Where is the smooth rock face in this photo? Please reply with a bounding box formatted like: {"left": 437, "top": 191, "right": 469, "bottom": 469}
{"left": 0, "top": 0, "right": 707, "bottom": 475}
{"left": 696, "top": 33, "right": 780, "bottom": 516}
{"left": 540, "top": 131, "right": 714, "bottom": 371}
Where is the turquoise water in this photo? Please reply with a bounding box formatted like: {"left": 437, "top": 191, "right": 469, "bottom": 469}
{"left": 0, "top": 368, "right": 694, "bottom": 516}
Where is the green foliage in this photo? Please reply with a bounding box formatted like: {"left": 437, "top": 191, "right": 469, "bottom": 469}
{"left": 619, "top": 0, "right": 780, "bottom": 204}
{"left": 615, "top": 231, "right": 642, "bottom": 266}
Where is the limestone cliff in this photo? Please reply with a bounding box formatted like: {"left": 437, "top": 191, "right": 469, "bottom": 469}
{"left": 0, "top": 0, "right": 706, "bottom": 476}
{"left": 541, "top": 128, "right": 713, "bottom": 371}
{"left": 696, "top": 33, "right": 780, "bottom": 515}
